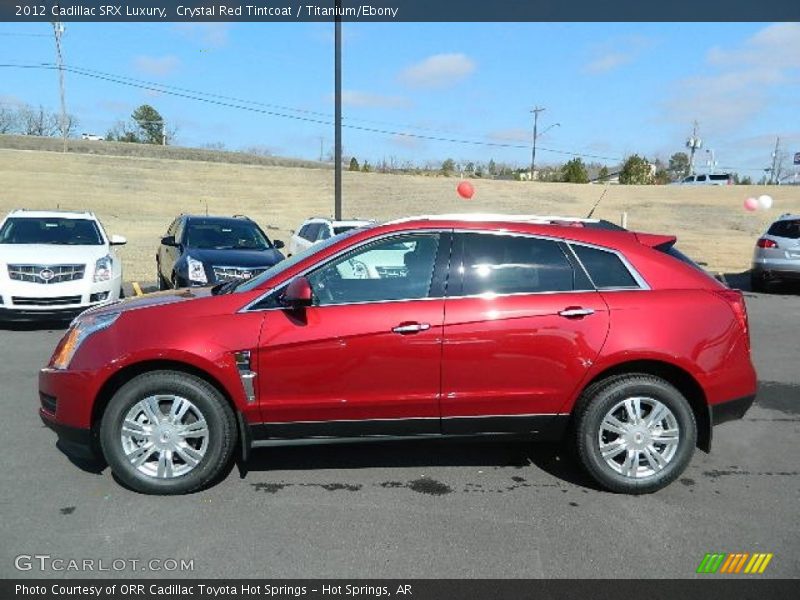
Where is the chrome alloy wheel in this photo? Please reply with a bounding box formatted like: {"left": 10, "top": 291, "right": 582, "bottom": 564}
{"left": 120, "top": 395, "right": 209, "bottom": 479}
{"left": 598, "top": 396, "right": 680, "bottom": 479}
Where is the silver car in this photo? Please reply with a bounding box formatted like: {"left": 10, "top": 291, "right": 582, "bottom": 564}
{"left": 751, "top": 213, "right": 800, "bottom": 292}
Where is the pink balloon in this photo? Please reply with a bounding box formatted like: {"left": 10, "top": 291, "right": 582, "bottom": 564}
{"left": 457, "top": 181, "right": 475, "bottom": 199}
{"left": 744, "top": 197, "right": 758, "bottom": 212}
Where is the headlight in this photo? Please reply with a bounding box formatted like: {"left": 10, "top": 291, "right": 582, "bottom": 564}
{"left": 50, "top": 312, "right": 120, "bottom": 370}
{"left": 94, "top": 255, "right": 113, "bottom": 282}
{"left": 187, "top": 256, "right": 208, "bottom": 284}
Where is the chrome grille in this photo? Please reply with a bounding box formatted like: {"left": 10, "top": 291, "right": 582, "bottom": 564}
{"left": 7, "top": 264, "right": 85, "bottom": 284}
{"left": 212, "top": 266, "right": 267, "bottom": 282}
{"left": 12, "top": 295, "right": 82, "bottom": 306}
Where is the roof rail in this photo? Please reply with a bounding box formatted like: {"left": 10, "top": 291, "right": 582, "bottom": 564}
{"left": 386, "top": 213, "right": 603, "bottom": 225}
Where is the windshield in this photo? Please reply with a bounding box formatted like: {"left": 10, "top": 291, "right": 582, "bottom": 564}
{"left": 185, "top": 219, "right": 271, "bottom": 250}
{"left": 0, "top": 217, "right": 104, "bottom": 245}
{"left": 234, "top": 227, "right": 367, "bottom": 293}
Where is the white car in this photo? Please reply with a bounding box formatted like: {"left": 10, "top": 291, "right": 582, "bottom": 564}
{"left": 0, "top": 210, "right": 126, "bottom": 322}
{"left": 288, "top": 217, "right": 373, "bottom": 256}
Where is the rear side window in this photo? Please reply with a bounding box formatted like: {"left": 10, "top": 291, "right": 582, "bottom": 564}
{"left": 709, "top": 174, "right": 730, "bottom": 182}
{"left": 767, "top": 219, "right": 800, "bottom": 239}
{"left": 571, "top": 245, "right": 638, "bottom": 288}
{"left": 456, "top": 233, "right": 578, "bottom": 296}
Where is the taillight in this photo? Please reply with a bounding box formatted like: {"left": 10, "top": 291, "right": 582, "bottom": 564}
{"left": 714, "top": 289, "right": 750, "bottom": 348}
{"left": 756, "top": 238, "right": 778, "bottom": 248}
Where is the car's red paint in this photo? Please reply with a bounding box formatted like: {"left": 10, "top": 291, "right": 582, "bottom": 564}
{"left": 39, "top": 217, "right": 757, "bottom": 454}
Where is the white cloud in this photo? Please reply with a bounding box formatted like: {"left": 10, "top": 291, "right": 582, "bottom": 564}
{"left": 333, "top": 90, "right": 411, "bottom": 109}
{"left": 173, "top": 23, "right": 231, "bottom": 47}
{"left": 584, "top": 35, "right": 655, "bottom": 75}
{"left": 486, "top": 128, "right": 530, "bottom": 143}
{"left": 133, "top": 55, "right": 181, "bottom": 78}
{"left": 398, "top": 53, "right": 476, "bottom": 89}
{"left": 663, "top": 23, "right": 800, "bottom": 134}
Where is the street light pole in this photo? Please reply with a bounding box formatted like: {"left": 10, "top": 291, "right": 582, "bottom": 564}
{"left": 333, "top": 3, "right": 342, "bottom": 220}
{"left": 530, "top": 106, "right": 545, "bottom": 181}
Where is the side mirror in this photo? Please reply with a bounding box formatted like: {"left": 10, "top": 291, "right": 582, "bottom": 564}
{"left": 273, "top": 239, "right": 285, "bottom": 249}
{"left": 282, "top": 276, "right": 313, "bottom": 308}
{"left": 161, "top": 235, "right": 177, "bottom": 247}
{"left": 110, "top": 234, "right": 127, "bottom": 246}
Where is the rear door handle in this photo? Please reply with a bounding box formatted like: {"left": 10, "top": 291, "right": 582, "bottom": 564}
{"left": 558, "top": 307, "right": 595, "bottom": 318}
{"left": 392, "top": 322, "right": 431, "bottom": 334}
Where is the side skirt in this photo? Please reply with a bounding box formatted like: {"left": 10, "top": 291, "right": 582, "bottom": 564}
{"left": 245, "top": 415, "right": 569, "bottom": 449}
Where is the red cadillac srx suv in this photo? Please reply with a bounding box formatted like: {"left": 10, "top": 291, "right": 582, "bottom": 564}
{"left": 39, "top": 215, "right": 757, "bottom": 495}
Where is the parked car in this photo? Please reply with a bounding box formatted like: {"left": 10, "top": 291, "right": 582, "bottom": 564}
{"left": 288, "top": 217, "right": 373, "bottom": 256}
{"left": 675, "top": 173, "right": 733, "bottom": 185}
{"left": 0, "top": 210, "right": 125, "bottom": 322}
{"left": 81, "top": 133, "right": 103, "bottom": 141}
{"left": 40, "top": 214, "right": 756, "bottom": 495}
{"left": 751, "top": 213, "right": 800, "bottom": 292}
{"left": 156, "top": 214, "right": 285, "bottom": 289}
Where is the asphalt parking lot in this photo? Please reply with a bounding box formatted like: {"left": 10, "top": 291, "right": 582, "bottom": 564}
{"left": 0, "top": 291, "right": 798, "bottom": 579}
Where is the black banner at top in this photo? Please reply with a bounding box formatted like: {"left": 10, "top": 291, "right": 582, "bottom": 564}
{"left": 2, "top": 0, "right": 799, "bottom": 22}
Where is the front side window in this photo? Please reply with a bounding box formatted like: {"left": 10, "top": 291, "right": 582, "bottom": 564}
{"left": 307, "top": 233, "right": 441, "bottom": 306}
{"left": 456, "top": 233, "right": 578, "bottom": 296}
{"left": 303, "top": 223, "right": 321, "bottom": 241}
{"left": 0, "top": 217, "right": 103, "bottom": 246}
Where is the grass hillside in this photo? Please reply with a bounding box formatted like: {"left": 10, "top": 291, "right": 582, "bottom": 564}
{"left": 0, "top": 144, "right": 797, "bottom": 282}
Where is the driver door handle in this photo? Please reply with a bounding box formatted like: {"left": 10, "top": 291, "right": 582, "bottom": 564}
{"left": 392, "top": 322, "right": 431, "bottom": 334}
{"left": 558, "top": 307, "right": 595, "bottom": 318}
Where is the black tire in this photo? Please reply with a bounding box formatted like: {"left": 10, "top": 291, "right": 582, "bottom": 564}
{"left": 573, "top": 374, "right": 696, "bottom": 494}
{"left": 750, "top": 272, "right": 767, "bottom": 293}
{"left": 100, "top": 371, "right": 237, "bottom": 495}
{"left": 157, "top": 268, "right": 169, "bottom": 291}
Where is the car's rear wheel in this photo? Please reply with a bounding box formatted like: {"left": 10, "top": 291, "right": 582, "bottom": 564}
{"left": 574, "top": 374, "right": 696, "bottom": 494}
{"left": 100, "top": 371, "right": 237, "bottom": 495}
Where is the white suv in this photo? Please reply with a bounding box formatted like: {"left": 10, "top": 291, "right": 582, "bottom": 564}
{"left": 0, "top": 210, "right": 126, "bottom": 322}
{"left": 288, "top": 217, "right": 374, "bottom": 256}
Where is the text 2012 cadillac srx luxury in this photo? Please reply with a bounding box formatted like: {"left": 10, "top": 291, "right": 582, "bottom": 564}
{"left": 39, "top": 215, "right": 757, "bottom": 495}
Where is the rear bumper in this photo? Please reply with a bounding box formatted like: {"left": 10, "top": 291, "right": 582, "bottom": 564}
{"left": 710, "top": 394, "right": 755, "bottom": 426}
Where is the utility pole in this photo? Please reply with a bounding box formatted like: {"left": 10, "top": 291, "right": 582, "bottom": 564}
{"left": 52, "top": 19, "right": 67, "bottom": 153}
{"left": 685, "top": 120, "right": 703, "bottom": 176}
{"left": 769, "top": 137, "right": 781, "bottom": 185}
{"left": 530, "top": 106, "right": 545, "bottom": 181}
{"left": 333, "top": 1, "right": 342, "bottom": 220}
{"left": 318, "top": 136, "right": 324, "bottom": 162}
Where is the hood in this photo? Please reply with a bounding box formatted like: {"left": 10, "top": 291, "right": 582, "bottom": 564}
{"left": 185, "top": 247, "right": 283, "bottom": 268}
{"left": 0, "top": 244, "right": 109, "bottom": 265}
{"left": 80, "top": 287, "right": 214, "bottom": 319}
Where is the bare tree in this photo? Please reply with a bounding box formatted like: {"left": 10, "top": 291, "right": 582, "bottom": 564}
{"left": 0, "top": 106, "right": 19, "bottom": 133}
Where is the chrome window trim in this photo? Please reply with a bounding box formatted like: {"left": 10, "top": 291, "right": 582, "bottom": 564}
{"left": 566, "top": 239, "right": 651, "bottom": 291}
{"left": 239, "top": 227, "right": 649, "bottom": 313}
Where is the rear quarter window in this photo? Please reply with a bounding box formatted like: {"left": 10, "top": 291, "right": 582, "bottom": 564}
{"left": 571, "top": 245, "right": 639, "bottom": 288}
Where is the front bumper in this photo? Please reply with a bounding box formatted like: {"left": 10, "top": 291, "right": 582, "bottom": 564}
{"left": 39, "top": 409, "right": 98, "bottom": 459}
{"left": 0, "top": 306, "right": 84, "bottom": 322}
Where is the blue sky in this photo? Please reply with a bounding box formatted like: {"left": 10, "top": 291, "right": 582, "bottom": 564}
{"left": 1, "top": 21, "right": 798, "bottom": 175}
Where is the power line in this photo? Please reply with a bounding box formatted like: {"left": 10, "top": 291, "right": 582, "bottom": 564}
{"left": 2, "top": 61, "right": 627, "bottom": 162}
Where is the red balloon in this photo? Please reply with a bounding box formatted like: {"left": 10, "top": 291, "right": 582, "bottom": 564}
{"left": 457, "top": 181, "right": 475, "bottom": 199}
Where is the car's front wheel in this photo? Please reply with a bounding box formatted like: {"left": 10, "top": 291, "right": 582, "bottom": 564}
{"left": 100, "top": 371, "right": 237, "bottom": 495}
{"left": 574, "top": 374, "right": 696, "bottom": 494}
